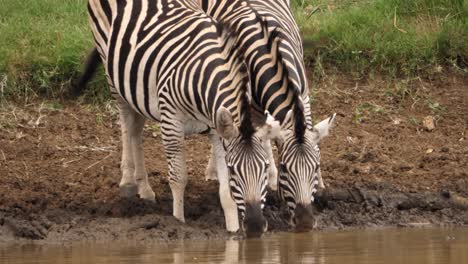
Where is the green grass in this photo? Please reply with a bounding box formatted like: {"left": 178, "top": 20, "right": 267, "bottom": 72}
{"left": 0, "top": 0, "right": 98, "bottom": 102}
{"left": 294, "top": 0, "right": 467, "bottom": 77}
{"left": 0, "top": 0, "right": 466, "bottom": 102}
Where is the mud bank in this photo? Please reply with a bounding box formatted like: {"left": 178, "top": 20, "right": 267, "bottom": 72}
{"left": 0, "top": 73, "right": 466, "bottom": 244}
{"left": 1, "top": 184, "right": 467, "bottom": 245}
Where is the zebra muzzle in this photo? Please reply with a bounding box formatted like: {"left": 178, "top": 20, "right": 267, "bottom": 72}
{"left": 242, "top": 202, "right": 267, "bottom": 238}
{"left": 293, "top": 204, "right": 314, "bottom": 232}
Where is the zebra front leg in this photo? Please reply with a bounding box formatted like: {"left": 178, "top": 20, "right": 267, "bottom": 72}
{"left": 263, "top": 139, "right": 278, "bottom": 191}
{"left": 212, "top": 136, "right": 240, "bottom": 232}
{"left": 118, "top": 100, "right": 155, "bottom": 201}
{"left": 205, "top": 134, "right": 219, "bottom": 181}
{"left": 317, "top": 169, "right": 325, "bottom": 189}
{"left": 161, "top": 119, "right": 188, "bottom": 222}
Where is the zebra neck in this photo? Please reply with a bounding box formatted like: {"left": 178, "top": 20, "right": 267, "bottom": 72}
{"left": 202, "top": 0, "right": 313, "bottom": 130}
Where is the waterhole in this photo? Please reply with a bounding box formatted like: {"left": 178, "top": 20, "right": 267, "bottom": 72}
{"left": 2, "top": 227, "right": 467, "bottom": 263}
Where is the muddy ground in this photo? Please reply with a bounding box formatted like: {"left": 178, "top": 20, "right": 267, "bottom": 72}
{"left": 0, "top": 72, "right": 467, "bottom": 244}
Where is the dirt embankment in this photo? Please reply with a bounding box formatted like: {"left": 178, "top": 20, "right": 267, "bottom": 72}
{"left": 0, "top": 73, "right": 467, "bottom": 244}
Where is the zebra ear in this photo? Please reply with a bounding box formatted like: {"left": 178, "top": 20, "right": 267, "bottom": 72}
{"left": 257, "top": 111, "right": 281, "bottom": 140}
{"left": 216, "top": 107, "right": 238, "bottom": 140}
{"left": 312, "top": 113, "right": 337, "bottom": 141}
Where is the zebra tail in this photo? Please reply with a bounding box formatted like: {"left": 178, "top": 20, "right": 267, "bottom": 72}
{"left": 70, "top": 48, "right": 102, "bottom": 98}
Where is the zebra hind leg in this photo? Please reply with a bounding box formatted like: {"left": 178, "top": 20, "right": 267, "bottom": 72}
{"left": 129, "top": 113, "right": 155, "bottom": 201}
{"left": 117, "top": 100, "right": 155, "bottom": 201}
{"left": 117, "top": 100, "right": 138, "bottom": 198}
{"left": 161, "top": 118, "right": 188, "bottom": 222}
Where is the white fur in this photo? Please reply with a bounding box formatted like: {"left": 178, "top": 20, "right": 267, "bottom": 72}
{"left": 210, "top": 134, "right": 240, "bottom": 232}
{"left": 263, "top": 139, "right": 278, "bottom": 191}
{"left": 117, "top": 98, "right": 155, "bottom": 201}
{"left": 205, "top": 146, "right": 218, "bottom": 181}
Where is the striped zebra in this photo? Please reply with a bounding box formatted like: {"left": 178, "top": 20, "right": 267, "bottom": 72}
{"left": 198, "top": 0, "right": 337, "bottom": 231}
{"left": 85, "top": 0, "right": 280, "bottom": 237}
{"left": 78, "top": 0, "right": 336, "bottom": 232}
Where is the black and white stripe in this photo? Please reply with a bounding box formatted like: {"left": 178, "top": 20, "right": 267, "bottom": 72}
{"left": 86, "top": 0, "right": 274, "bottom": 237}
{"left": 199, "top": 0, "right": 336, "bottom": 230}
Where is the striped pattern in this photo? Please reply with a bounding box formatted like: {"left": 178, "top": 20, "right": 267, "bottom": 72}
{"left": 200, "top": 0, "right": 322, "bottom": 223}
{"left": 243, "top": 1, "right": 320, "bottom": 219}
{"left": 87, "top": 0, "right": 271, "bottom": 231}
{"left": 278, "top": 134, "right": 320, "bottom": 208}
{"left": 227, "top": 137, "right": 269, "bottom": 213}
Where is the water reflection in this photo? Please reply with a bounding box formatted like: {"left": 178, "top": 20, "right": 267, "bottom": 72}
{"left": 1, "top": 228, "right": 467, "bottom": 264}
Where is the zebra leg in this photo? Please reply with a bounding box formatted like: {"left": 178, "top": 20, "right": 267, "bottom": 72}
{"left": 317, "top": 169, "right": 325, "bottom": 189}
{"left": 205, "top": 134, "right": 218, "bottom": 181}
{"left": 212, "top": 136, "right": 240, "bottom": 232}
{"left": 118, "top": 99, "right": 155, "bottom": 201}
{"left": 263, "top": 139, "right": 278, "bottom": 191}
{"left": 130, "top": 117, "right": 155, "bottom": 201}
{"left": 117, "top": 99, "right": 138, "bottom": 198}
{"left": 161, "top": 118, "right": 188, "bottom": 222}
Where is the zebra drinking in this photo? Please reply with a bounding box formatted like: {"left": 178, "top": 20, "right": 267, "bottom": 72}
{"left": 86, "top": 0, "right": 280, "bottom": 237}
{"left": 198, "top": 0, "right": 337, "bottom": 231}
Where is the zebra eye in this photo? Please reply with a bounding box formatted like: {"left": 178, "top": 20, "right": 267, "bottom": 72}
{"left": 280, "top": 163, "right": 287, "bottom": 173}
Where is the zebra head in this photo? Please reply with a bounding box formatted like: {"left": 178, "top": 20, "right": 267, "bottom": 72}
{"left": 277, "top": 110, "right": 336, "bottom": 231}
{"left": 216, "top": 107, "right": 280, "bottom": 238}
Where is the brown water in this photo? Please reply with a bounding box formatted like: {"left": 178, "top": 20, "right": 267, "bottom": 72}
{"left": 1, "top": 227, "right": 467, "bottom": 264}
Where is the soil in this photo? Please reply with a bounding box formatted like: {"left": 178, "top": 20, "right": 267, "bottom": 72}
{"left": 0, "top": 72, "right": 467, "bottom": 244}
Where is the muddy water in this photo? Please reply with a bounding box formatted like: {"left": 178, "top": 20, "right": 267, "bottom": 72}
{"left": 2, "top": 228, "right": 467, "bottom": 263}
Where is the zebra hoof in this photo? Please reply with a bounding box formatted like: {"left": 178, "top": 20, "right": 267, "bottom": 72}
{"left": 205, "top": 174, "right": 218, "bottom": 181}
{"left": 119, "top": 183, "right": 138, "bottom": 198}
{"left": 174, "top": 214, "right": 186, "bottom": 223}
{"left": 138, "top": 188, "right": 156, "bottom": 202}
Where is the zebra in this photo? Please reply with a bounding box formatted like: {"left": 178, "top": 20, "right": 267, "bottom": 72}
{"left": 197, "top": 0, "right": 337, "bottom": 231}
{"left": 85, "top": 0, "right": 280, "bottom": 237}
{"left": 79, "top": 0, "right": 336, "bottom": 232}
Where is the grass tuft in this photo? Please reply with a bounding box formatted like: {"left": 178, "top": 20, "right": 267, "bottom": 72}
{"left": 296, "top": 0, "right": 467, "bottom": 77}
{"left": 0, "top": 0, "right": 97, "bottom": 102}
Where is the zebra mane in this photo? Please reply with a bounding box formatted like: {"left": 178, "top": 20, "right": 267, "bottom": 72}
{"left": 240, "top": 9, "right": 307, "bottom": 143}
{"left": 268, "top": 28, "right": 307, "bottom": 144}
{"left": 217, "top": 23, "right": 255, "bottom": 141}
